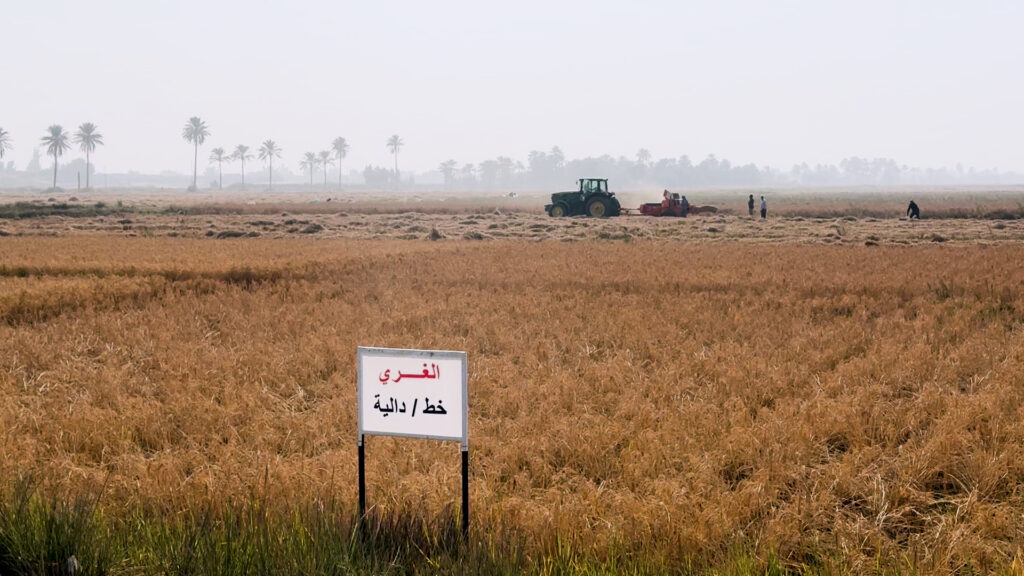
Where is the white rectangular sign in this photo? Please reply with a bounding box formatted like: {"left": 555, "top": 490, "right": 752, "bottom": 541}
{"left": 358, "top": 347, "right": 468, "bottom": 446}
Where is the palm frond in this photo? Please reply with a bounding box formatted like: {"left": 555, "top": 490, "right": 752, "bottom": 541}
{"left": 386, "top": 134, "right": 404, "bottom": 154}
{"left": 332, "top": 137, "right": 349, "bottom": 159}
{"left": 74, "top": 122, "right": 104, "bottom": 152}
{"left": 258, "top": 140, "right": 281, "bottom": 161}
{"left": 182, "top": 117, "right": 210, "bottom": 144}
{"left": 209, "top": 147, "right": 228, "bottom": 163}
{"left": 232, "top": 144, "right": 253, "bottom": 161}
{"left": 0, "top": 128, "right": 11, "bottom": 159}
{"left": 40, "top": 125, "right": 71, "bottom": 157}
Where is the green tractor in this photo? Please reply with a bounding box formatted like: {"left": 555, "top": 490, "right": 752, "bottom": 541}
{"left": 545, "top": 178, "right": 622, "bottom": 218}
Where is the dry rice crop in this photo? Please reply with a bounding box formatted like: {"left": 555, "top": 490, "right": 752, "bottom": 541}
{"left": 1, "top": 235, "right": 1023, "bottom": 573}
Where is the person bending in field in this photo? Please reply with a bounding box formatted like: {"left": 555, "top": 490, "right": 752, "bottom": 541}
{"left": 907, "top": 200, "right": 920, "bottom": 219}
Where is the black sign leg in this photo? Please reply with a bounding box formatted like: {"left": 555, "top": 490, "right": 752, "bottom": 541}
{"left": 461, "top": 447, "right": 469, "bottom": 542}
{"left": 358, "top": 435, "right": 366, "bottom": 531}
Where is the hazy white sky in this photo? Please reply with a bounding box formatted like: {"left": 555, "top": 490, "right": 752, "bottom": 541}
{"left": 2, "top": 0, "right": 1022, "bottom": 174}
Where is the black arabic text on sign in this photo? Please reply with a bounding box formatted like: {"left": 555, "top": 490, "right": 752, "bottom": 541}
{"left": 373, "top": 394, "right": 447, "bottom": 417}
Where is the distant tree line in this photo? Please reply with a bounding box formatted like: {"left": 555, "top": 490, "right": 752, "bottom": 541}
{"left": 1, "top": 121, "right": 1021, "bottom": 189}
{"left": 432, "top": 148, "right": 1023, "bottom": 190}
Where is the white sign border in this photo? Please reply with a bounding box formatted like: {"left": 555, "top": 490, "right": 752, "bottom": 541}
{"left": 357, "top": 346, "right": 468, "bottom": 449}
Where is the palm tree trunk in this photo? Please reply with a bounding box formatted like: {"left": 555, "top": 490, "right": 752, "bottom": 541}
{"left": 338, "top": 162, "right": 342, "bottom": 190}
{"left": 85, "top": 150, "right": 90, "bottom": 188}
{"left": 218, "top": 162, "right": 222, "bottom": 189}
{"left": 269, "top": 159, "right": 273, "bottom": 191}
{"left": 241, "top": 160, "right": 245, "bottom": 188}
{"left": 52, "top": 153, "right": 58, "bottom": 189}
{"left": 193, "top": 141, "right": 198, "bottom": 189}
{"left": 323, "top": 165, "right": 327, "bottom": 187}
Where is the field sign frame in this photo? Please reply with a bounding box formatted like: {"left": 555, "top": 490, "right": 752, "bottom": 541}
{"left": 356, "top": 346, "right": 469, "bottom": 540}
{"left": 357, "top": 346, "right": 468, "bottom": 447}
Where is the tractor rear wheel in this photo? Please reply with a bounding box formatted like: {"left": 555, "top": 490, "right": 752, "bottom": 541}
{"left": 549, "top": 204, "right": 568, "bottom": 217}
{"left": 586, "top": 197, "right": 609, "bottom": 218}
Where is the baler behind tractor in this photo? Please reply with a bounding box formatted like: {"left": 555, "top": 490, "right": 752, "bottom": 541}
{"left": 625, "top": 192, "right": 689, "bottom": 217}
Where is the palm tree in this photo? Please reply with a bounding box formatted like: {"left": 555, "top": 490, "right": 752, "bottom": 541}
{"left": 258, "top": 140, "right": 281, "bottom": 190}
{"left": 209, "top": 147, "right": 228, "bottom": 189}
{"left": 386, "top": 134, "right": 403, "bottom": 182}
{"left": 318, "top": 150, "right": 333, "bottom": 187}
{"left": 182, "top": 117, "right": 210, "bottom": 190}
{"left": 636, "top": 148, "right": 652, "bottom": 167}
{"left": 40, "top": 125, "right": 71, "bottom": 190}
{"left": 331, "top": 137, "right": 349, "bottom": 188}
{"left": 0, "top": 128, "right": 11, "bottom": 189}
{"left": 233, "top": 144, "right": 253, "bottom": 188}
{"left": 300, "top": 152, "right": 319, "bottom": 186}
{"left": 73, "top": 123, "right": 104, "bottom": 188}
{"left": 0, "top": 128, "right": 11, "bottom": 162}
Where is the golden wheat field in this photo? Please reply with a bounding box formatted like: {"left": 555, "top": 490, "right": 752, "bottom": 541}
{"left": 1, "top": 200, "right": 1024, "bottom": 573}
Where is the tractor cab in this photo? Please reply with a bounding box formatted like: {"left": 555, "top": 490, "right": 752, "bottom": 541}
{"left": 579, "top": 178, "right": 608, "bottom": 195}
{"left": 546, "top": 178, "right": 621, "bottom": 218}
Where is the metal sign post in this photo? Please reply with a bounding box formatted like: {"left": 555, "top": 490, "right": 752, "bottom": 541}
{"left": 461, "top": 446, "right": 469, "bottom": 540}
{"left": 358, "top": 435, "right": 366, "bottom": 519}
{"left": 356, "top": 347, "right": 469, "bottom": 540}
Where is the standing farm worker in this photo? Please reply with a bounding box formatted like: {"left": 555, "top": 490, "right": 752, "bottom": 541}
{"left": 748, "top": 194, "right": 755, "bottom": 217}
{"left": 760, "top": 196, "right": 767, "bottom": 219}
{"left": 907, "top": 200, "right": 920, "bottom": 219}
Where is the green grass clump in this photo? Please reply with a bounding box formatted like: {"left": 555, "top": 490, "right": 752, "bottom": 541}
{"left": 0, "top": 481, "right": 885, "bottom": 576}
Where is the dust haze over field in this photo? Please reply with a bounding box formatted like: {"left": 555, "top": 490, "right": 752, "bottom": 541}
{"left": 2, "top": 1, "right": 1024, "bottom": 184}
